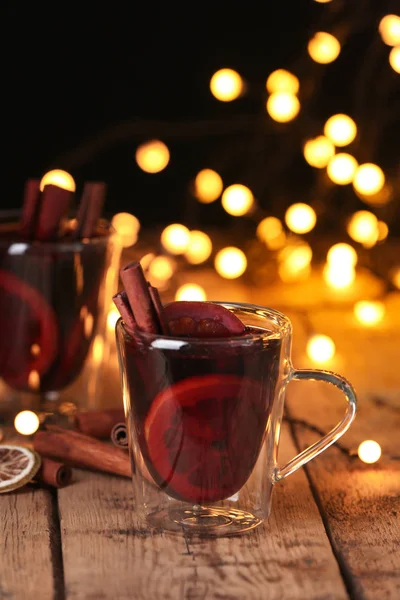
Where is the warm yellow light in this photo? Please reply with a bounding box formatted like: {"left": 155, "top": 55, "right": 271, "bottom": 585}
{"left": 214, "top": 247, "right": 247, "bottom": 279}
{"left": 379, "top": 15, "right": 400, "bottom": 46}
{"left": 184, "top": 230, "right": 212, "bottom": 264}
{"left": 327, "top": 243, "right": 358, "bottom": 268}
{"left": 308, "top": 32, "right": 341, "bottom": 64}
{"left": 111, "top": 213, "right": 140, "bottom": 248}
{"left": 323, "top": 263, "right": 355, "bottom": 289}
{"left": 307, "top": 335, "right": 336, "bottom": 363}
{"left": 389, "top": 46, "right": 400, "bottom": 72}
{"left": 194, "top": 169, "right": 223, "bottom": 203}
{"left": 278, "top": 243, "right": 313, "bottom": 282}
{"left": 257, "top": 217, "right": 283, "bottom": 243}
{"left": 107, "top": 306, "right": 120, "bottom": 331}
{"left": 160, "top": 224, "right": 190, "bottom": 254}
{"left": 221, "top": 184, "right": 254, "bottom": 216}
{"left": 30, "top": 343, "right": 41, "bottom": 357}
{"left": 14, "top": 410, "right": 40, "bottom": 436}
{"left": 327, "top": 153, "right": 358, "bottom": 185}
{"left": 92, "top": 335, "right": 104, "bottom": 365}
{"left": 358, "top": 440, "right": 381, "bottom": 464}
{"left": 377, "top": 221, "right": 389, "bottom": 242}
{"left": 303, "top": 136, "right": 335, "bottom": 168}
{"left": 390, "top": 267, "right": 400, "bottom": 289}
{"left": 148, "top": 256, "right": 175, "bottom": 281}
{"left": 135, "top": 140, "right": 170, "bottom": 173}
{"left": 210, "top": 69, "right": 243, "bottom": 102}
{"left": 347, "top": 211, "right": 379, "bottom": 246}
{"left": 175, "top": 283, "right": 207, "bottom": 301}
{"left": 40, "top": 169, "right": 76, "bottom": 192}
{"left": 353, "top": 163, "right": 385, "bottom": 196}
{"left": 354, "top": 301, "right": 385, "bottom": 326}
{"left": 28, "top": 370, "right": 40, "bottom": 390}
{"left": 266, "top": 69, "right": 299, "bottom": 94}
{"left": 324, "top": 114, "right": 357, "bottom": 147}
{"left": 139, "top": 252, "right": 156, "bottom": 271}
{"left": 84, "top": 313, "right": 94, "bottom": 338}
{"left": 314, "top": 0, "right": 332, "bottom": 3}
{"left": 266, "top": 92, "right": 300, "bottom": 122}
{"left": 285, "top": 203, "right": 317, "bottom": 234}
{"left": 264, "top": 231, "right": 287, "bottom": 250}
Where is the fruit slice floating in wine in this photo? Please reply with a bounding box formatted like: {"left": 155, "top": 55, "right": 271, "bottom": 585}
{"left": 164, "top": 301, "right": 246, "bottom": 338}
{"left": 0, "top": 446, "right": 41, "bottom": 493}
{"left": 144, "top": 374, "right": 266, "bottom": 503}
{"left": 0, "top": 269, "right": 59, "bottom": 390}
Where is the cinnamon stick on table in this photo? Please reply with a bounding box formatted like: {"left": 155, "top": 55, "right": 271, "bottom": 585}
{"left": 33, "top": 425, "right": 131, "bottom": 478}
{"left": 110, "top": 423, "right": 128, "bottom": 449}
{"left": 74, "top": 408, "right": 125, "bottom": 439}
{"left": 36, "top": 458, "right": 72, "bottom": 488}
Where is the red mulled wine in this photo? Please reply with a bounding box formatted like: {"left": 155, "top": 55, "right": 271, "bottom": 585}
{"left": 122, "top": 325, "right": 281, "bottom": 504}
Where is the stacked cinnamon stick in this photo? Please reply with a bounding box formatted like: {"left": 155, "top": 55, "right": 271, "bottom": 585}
{"left": 31, "top": 408, "right": 129, "bottom": 488}
{"left": 20, "top": 179, "right": 106, "bottom": 241}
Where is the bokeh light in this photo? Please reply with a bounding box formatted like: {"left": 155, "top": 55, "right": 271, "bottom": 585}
{"left": 194, "top": 169, "right": 223, "bottom": 203}
{"left": 323, "top": 263, "right": 355, "bottom": 289}
{"left": 354, "top": 301, "right": 385, "bottom": 326}
{"left": 377, "top": 221, "right": 389, "bottom": 242}
{"left": 327, "top": 243, "right": 358, "bottom": 268}
{"left": 92, "top": 335, "right": 104, "bottom": 365}
{"left": 285, "top": 203, "right": 317, "bottom": 234}
{"left": 307, "top": 335, "right": 336, "bottom": 363}
{"left": 347, "top": 211, "right": 379, "bottom": 246}
{"left": 353, "top": 164, "right": 385, "bottom": 196}
{"left": 184, "top": 230, "right": 213, "bottom": 264}
{"left": 161, "top": 224, "right": 190, "bottom": 254}
{"left": 257, "top": 217, "right": 283, "bottom": 242}
{"left": 28, "top": 370, "right": 40, "bottom": 390}
{"left": 107, "top": 306, "right": 120, "bottom": 332}
{"left": 278, "top": 242, "right": 313, "bottom": 282}
{"left": 214, "top": 247, "right": 247, "bottom": 279}
{"left": 390, "top": 267, "right": 400, "bottom": 289}
{"left": 135, "top": 140, "right": 170, "bottom": 173}
{"left": 148, "top": 256, "right": 175, "bottom": 281}
{"left": 314, "top": 0, "right": 332, "bottom": 3}
{"left": 358, "top": 440, "right": 381, "bottom": 464}
{"left": 379, "top": 15, "right": 400, "bottom": 46}
{"left": 307, "top": 32, "right": 341, "bottom": 64}
{"left": 266, "top": 69, "right": 299, "bottom": 94}
{"left": 175, "top": 283, "right": 207, "bottom": 301}
{"left": 111, "top": 213, "right": 140, "bottom": 248}
{"left": 14, "top": 410, "right": 40, "bottom": 436}
{"left": 40, "top": 169, "right": 76, "bottom": 192}
{"left": 389, "top": 46, "right": 400, "bottom": 72}
{"left": 303, "top": 136, "right": 335, "bottom": 168}
{"left": 221, "top": 184, "right": 254, "bottom": 216}
{"left": 210, "top": 69, "right": 244, "bottom": 102}
{"left": 266, "top": 92, "right": 300, "bottom": 122}
{"left": 327, "top": 153, "right": 358, "bottom": 185}
{"left": 324, "top": 114, "right": 357, "bottom": 147}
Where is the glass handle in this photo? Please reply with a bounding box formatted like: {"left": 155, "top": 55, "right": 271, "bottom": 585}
{"left": 274, "top": 368, "right": 357, "bottom": 482}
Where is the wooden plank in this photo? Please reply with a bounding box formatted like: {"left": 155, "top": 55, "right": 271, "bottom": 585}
{"left": 58, "top": 426, "right": 348, "bottom": 600}
{"left": 0, "top": 486, "right": 62, "bottom": 600}
{"left": 286, "top": 311, "right": 400, "bottom": 600}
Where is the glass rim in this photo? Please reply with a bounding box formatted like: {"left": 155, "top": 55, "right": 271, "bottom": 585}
{"left": 0, "top": 214, "right": 115, "bottom": 252}
{"left": 117, "top": 301, "right": 292, "bottom": 347}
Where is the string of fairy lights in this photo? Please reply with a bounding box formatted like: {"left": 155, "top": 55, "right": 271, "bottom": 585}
{"left": 9, "top": 6, "right": 400, "bottom": 467}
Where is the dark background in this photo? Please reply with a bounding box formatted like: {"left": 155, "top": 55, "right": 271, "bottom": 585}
{"left": 2, "top": 1, "right": 399, "bottom": 231}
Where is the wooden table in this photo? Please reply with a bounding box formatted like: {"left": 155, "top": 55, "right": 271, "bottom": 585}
{"left": 1, "top": 275, "right": 400, "bottom": 600}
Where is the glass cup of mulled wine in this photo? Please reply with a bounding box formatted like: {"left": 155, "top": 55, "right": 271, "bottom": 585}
{"left": 116, "top": 301, "right": 357, "bottom": 537}
{"left": 0, "top": 182, "right": 121, "bottom": 421}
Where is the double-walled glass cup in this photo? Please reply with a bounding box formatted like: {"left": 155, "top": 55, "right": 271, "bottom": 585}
{"left": 0, "top": 214, "right": 121, "bottom": 419}
{"left": 116, "top": 302, "right": 357, "bottom": 537}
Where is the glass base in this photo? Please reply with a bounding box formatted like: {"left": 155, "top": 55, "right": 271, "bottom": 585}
{"left": 147, "top": 505, "right": 263, "bottom": 537}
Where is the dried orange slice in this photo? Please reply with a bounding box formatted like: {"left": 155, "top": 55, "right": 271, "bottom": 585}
{"left": 0, "top": 445, "right": 41, "bottom": 493}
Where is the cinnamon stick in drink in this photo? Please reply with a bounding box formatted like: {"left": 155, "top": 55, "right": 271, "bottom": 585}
{"left": 148, "top": 284, "right": 169, "bottom": 335}
{"left": 113, "top": 291, "right": 137, "bottom": 336}
{"left": 120, "top": 262, "right": 159, "bottom": 334}
{"left": 110, "top": 422, "right": 128, "bottom": 449}
{"left": 20, "top": 179, "right": 41, "bottom": 238}
{"left": 33, "top": 425, "right": 131, "bottom": 478}
{"left": 36, "top": 458, "right": 72, "bottom": 488}
{"left": 74, "top": 408, "right": 125, "bottom": 439}
{"left": 75, "top": 182, "right": 106, "bottom": 239}
{"left": 35, "top": 184, "right": 73, "bottom": 241}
